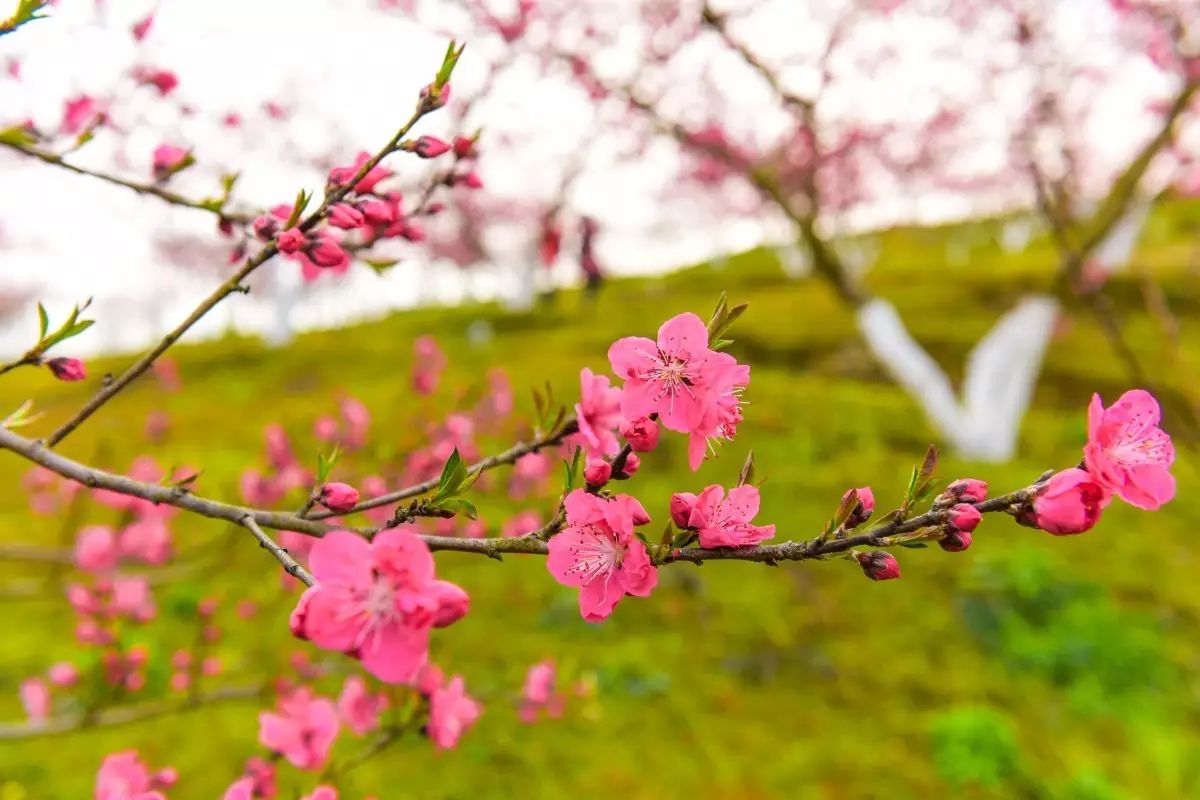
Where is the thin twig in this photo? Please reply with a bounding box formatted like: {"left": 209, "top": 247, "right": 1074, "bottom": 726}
{"left": 241, "top": 515, "right": 314, "bottom": 586}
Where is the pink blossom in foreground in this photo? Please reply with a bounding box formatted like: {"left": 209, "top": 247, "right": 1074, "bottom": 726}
{"left": 685, "top": 356, "right": 750, "bottom": 471}
{"left": 258, "top": 688, "right": 339, "bottom": 770}
{"left": 337, "top": 675, "right": 388, "bottom": 735}
{"left": 1033, "top": 468, "right": 1112, "bottom": 535}
{"left": 610, "top": 312, "right": 746, "bottom": 442}
{"left": 20, "top": 677, "right": 50, "bottom": 721}
{"left": 571, "top": 368, "right": 624, "bottom": 458}
{"left": 47, "top": 356, "right": 86, "bottom": 381}
{"left": 546, "top": 490, "right": 657, "bottom": 622}
{"left": 1083, "top": 390, "right": 1175, "bottom": 510}
{"left": 428, "top": 675, "right": 482, "bottom": 749}
{"left": 95, "top": 750, "right": 171, "bottom": 800}
{"left": 519, "top": 660, "right": 564, "bottom": 723}
{"left": 685, "top": 484, "right": 775, "bottom": 548}
{"left": 289, "top": 530, "right": 468, "bottom": 682}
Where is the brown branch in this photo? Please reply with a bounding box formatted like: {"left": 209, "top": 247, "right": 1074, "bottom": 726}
{"left": 0, "top": 425, "right": 1043, "bottom": 567}
{"left": 241, "top": 515, "right": 314, "bottom": 586}
{"left": 0, "top": 685, "right": 263, "bottom": 741}
{"left": 42, "top": 102, "right": 435, "bottom": 449}
{"left": 310, "top": 419, "right": 579, "bottom": 520}
{"left": 0, "top": 140, "right": 255, "bottom": 225}
{"left": 701, "top": 4, "right": 814, "bottom": 116}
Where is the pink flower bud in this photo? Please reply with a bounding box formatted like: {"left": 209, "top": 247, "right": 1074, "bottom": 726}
{"left": 619, "top": 452, "right": 640, "bottom": 477}
{"left": 939, "top": 478, "right": 988, "bottom": 505}
{"left": 453, "top": 135, "right": 476, "bottom": 158}
{"left": 277, "top": 228, "right": 307, "bottom": 254}
{"left": 939, "top": 530, "right": 972, "bottom": 552}
{"left": 1033, "top": 468, "right": 1111, "bottom": 535}
{"left": 857, "top": 551, "right": 900, "bottom": 581}
{"left": 252, "top": 214, "right": 279, "bottom": 241}
{"left": 47, "top": 357, "right": 86, "bottom": 382}
{"left": 426, "top": 201, "right": 446, "bottom": 215}
{"left": 619, "top": 417, "right": 659, "bottom": 452}
{"left": 414, "top": 136, "right": 452, "bottom": 159}
{"left": 400, "top": 222, "right": 426, "bottom": 242}
{"left": 841, "top": 486, "right": 874, "bottom": 528}
{"left": 360, "top": 199, "right": 396, "bottom": 226}
{"left": 20, "top": 678, "right": 50, "bottom": 721}
{"left": 459, "top": 170, "right": 483, "bottom": 189}
{"left": 948, "top": 503, "right": 982, "bottom": 532}
{"left": 430, "top": 580, "right": 470, "bottom": 628}
{"left": 420, "top": 82, "right": 451, "bottom": 109}
{"left": 328, "top": 203, "right": 365, "bottom": 230}
{"left": 151, "top": 143, "right": 189, "bottom": 180}
{"left": 307, "top": 236, "right": 349, "bottom": 269}
{"left": 584, "top": 458, "right": 611, "bottom": 486}
{"left": 670, "top": 492, "right": 699, "bottom": 529}
{"left": 318, "top": 482, "right": 359, "bottom": 512}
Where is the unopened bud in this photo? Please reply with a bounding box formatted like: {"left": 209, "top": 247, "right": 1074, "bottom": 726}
{"left": 856, "top": 550, "right": 900, "bottom": 581}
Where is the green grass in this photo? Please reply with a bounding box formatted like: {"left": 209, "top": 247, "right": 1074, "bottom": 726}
{"left": 1, "top": 210, "right": 1199, "bottom": 799}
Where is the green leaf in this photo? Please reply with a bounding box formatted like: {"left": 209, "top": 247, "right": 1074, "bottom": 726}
{"left": 36, "top": 302, "right": 48, "bottom": 339}
{"left": 563, "top": 446, "right": 583, "bottom": 490}
{"left": 434, "top": 40, "right": 466, "bottom": 89}
{"left": 364, "top": 258, "right": 401, "bottom": 275}
{"left": 1, "top": 399, "right": 41, "bottom": 429}
{"left": 0, "top": 124, "right": 36, "bottom": 146}
{"left": 0, "top": 0, "right": 48, "bottom": 36}
{"left": 899, "top": 541, "right": 928, "bottom": 549}
{"left": 285, "top": 189, "right": 311, "bottom": 229}
{"left": 434, "top": 447, "right": 468, "bottom": 499}
{"left": 316, "top": 444, "right": 341, "bottom": 484}
{"left": 437, "top": 497, "right": 477, "bottom": 519}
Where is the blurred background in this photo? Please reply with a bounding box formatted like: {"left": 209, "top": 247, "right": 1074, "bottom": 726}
{"left": 1, "top": 0, "right": 1200, "bottom": 797}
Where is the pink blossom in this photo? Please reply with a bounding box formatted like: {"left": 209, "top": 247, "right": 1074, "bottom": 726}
{"left": 571, "top": 368, "right": 623, "bottom": 458}
{"left": 609, "top": 312, "right": 738, "bottom": 435}
{"left": 619, "top": 452, "right": 641, "bottom": 476}
{"left": 857, "top": 551, "right": 900, "bottom": 581}
{"left": 412, "top": 335, "right": 446, "bottom": 395}
{"left": 264, "top": 424, "right": 297, "bottom": 470}
{"left": 119, "top": 519, "right": 172, "bottom": 565}
{"left": 276, "top": 228, "right": 307, "bottom": 254}
{"left": 300, "top": 788, "right": 337, "bottom": 800}
{"left": 308, "top": 232, "right": 350, "bottom": 269}
{"left": 685, "top": 484, "right": 775, "bottom": 548}
{"left": 48, "top": 662, "right": 79, "bottom": 687}
{"left": 48, "top": 356, "right": 86, "bottom": 381}
{"left": 75, "top": 525, "right": 119, "bottom": 572}
{"left": 222, "top": 778, "right": 254, "bottom": 800}
{"left": 519, "top": 660, "right": 564, "bottom": 723}
{"left": 328, "top": 203, "right": 365, "bottom": 230}
{"left": 289, "top": 530, "right": 468, "bottom": 683}
{"left": 135, "top": 68, "right": 178, "bottom": 96}
{"left": 685, "top": 358, "right": 750, "bottom": 471}
{"left": 502, "top": 511, "right": 542, "bottom": 538}
{"left": 224, "top": 758, "right": 276, "bottom": 800}
{"left": 62, "top": 95, "right": 100, "bottom": 134}
{"left": 258, "top": 688, "right": 339, "bottom": 770}
{"left": 1033, "top": 468, "right": 1112, "bottom": 535}
{"left": 510, "top": 452, "right": 551, "bottom": 497}
{"left": 111, "top": 577, "right": 156, "bottom": 621}
{"left": 428, "top": 675, "right": 482, "bottom": 749}
{"left": 152, "top": 144, "right": 190, "bottom": 180}
{"left": 1083, "top": 390, "right": 1175, "bottom": 510}
{"left": 328, "top": 151, "right": 391, "bottom": 194}
{"left": 318, "top": 482, "right": 359, "bottom": 513}
{"left": 584, "top": 458, "right": 612, "bottom": 486}
{"left": 131, "top": 14, "right": 154, "bottom": 40}
{"left": 20, "top": 677, "right": 50, "bottom": 721}
{"left": 95, "top": 750, "right": 170, "bottom": 800}
{"left": 545, "top": 490, "right": 657, "bottom": 622}
{"left": 619, "top": 416, "right": 659, "bottom": 452}
{"left": 337, "top": 675, "right": 388, "bottom": 735}
{"left": 241, "top": 470, "right": 285, "bottom": 507}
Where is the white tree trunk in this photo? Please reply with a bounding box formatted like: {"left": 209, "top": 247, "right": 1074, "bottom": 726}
{"left": 856, "top": 295, "right": 1060, "bottom": 461}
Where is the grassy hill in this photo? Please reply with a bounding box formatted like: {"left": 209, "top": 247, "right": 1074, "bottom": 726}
{"left": 0, "top": 213, "right": 1198, "bottom": 799}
